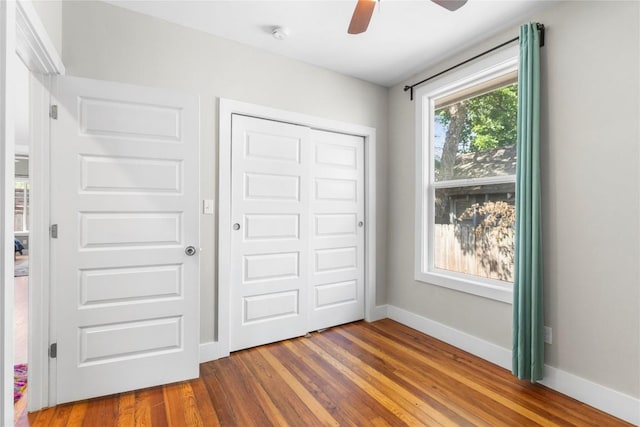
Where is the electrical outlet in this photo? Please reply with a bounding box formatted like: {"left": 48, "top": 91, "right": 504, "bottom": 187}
{"left": 544, "top": 326, "right": 552, "bottom": 344}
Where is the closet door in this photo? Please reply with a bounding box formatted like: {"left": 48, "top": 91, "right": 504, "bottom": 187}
{"left": 230, "top": 115, "right": 311, "bottom": 351}
{"left": 229, "top": 115, "right": 365, "bottom": 351}
{"left": 309, "top": 130, "right": 365, "bottom": 331}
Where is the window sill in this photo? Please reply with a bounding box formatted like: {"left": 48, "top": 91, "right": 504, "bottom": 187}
{"left": 415, "top": 270, "right": 513, "bottom": 303}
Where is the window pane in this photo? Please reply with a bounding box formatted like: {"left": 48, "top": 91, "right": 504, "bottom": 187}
{"left": 14, "top": 180, "right": 29, "bottom": 233}
{"left": 433, "top": 184, "right": 515, "bottom": 282}
{"left": 434, "top": 83, "right": 517, "bottom": 182}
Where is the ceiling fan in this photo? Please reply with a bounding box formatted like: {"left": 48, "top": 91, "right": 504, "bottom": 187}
{"left": 348, "top": 0, "right": 468, "bottom": 34}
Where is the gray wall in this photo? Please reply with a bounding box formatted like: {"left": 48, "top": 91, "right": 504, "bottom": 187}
{"left": 388, "top": 1, "right": 639, "bottom": 397}
{"left": 60, "top": 1, "right": 389, "bottom": 344}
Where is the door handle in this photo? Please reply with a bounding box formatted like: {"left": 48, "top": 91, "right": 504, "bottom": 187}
{"left": 185, "top": 246, "right": 197, "bottom": 256}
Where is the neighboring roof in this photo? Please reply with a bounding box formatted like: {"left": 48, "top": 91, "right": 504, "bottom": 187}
{"left": 450, "top": 144, "right": 517, "bottom": 180}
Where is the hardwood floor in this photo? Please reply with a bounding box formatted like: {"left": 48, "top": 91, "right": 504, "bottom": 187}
{"left": 19, "top": 319, "right": 631, "bottom": 426}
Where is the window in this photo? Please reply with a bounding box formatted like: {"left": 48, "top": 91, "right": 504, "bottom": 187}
{"left": 415, "top": 45, "right": 518, "bottom": 302}
{"left": 15, "top": 178, "right": 30, "bottom": 233}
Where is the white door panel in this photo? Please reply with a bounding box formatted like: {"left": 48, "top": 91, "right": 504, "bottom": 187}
{"left": 315, "top": 280, "right": 358, "bottom": 307}
{"left": 315, "top": 214, "right": 357, "bottom": 236}
{"left": 230, "top": 116, "right": 364, "bottom": 349}
{"left": 80, "top": 155, "right": 183, "bottom": 193}
{"left": 244, "top": 214, "right": 300, "bottom": 240}
{"left": 51, "top": 76, "right": 199, "bottom": 403}
{"left": 230, "top": 115, "right": 310, "bottom": 351}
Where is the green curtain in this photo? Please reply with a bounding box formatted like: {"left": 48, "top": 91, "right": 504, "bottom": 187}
{"left": 512, "top": 22, "right": 543, "bottom": 382}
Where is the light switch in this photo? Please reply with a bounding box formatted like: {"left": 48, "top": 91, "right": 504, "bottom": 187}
{"left": 203, "top": 199, "right": 214, "bottom": 215}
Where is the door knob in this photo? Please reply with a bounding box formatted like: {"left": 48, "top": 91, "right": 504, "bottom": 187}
{"left": 233, "top": 223, "right": 241, "bottom": 231}
{"left": 185, "top": 246, "right": 197, "bottom": 256}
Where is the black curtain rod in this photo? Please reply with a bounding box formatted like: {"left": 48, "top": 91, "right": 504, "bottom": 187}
{"left": 403, "top": 23, "right": 545, "bottom": 100}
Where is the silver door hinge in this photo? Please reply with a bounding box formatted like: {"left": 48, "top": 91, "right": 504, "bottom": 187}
{"left": 50, "top": 224, "right": 58, "bottom": 238}
{"left": 49, "top": 343, "right": 57, "bottom": 358}
{"left": 50, "top": 105, "right": 58, "bottom": 120}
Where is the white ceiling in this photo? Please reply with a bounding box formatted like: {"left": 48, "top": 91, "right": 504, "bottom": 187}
{"left": 110, "top": 0, "right": 555, "bottom": 87}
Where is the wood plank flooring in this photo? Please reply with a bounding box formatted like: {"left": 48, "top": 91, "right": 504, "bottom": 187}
{"left": 19, "top": 319, "right": 632, "bottom": 426}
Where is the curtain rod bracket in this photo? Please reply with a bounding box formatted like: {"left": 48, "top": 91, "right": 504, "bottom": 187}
{"left": 537, "top": 23, "right": 545, "bottom": 47}
{"left": 403, "top": 85, "right": 414, "bottom": 100}
{"left": 403, "top": 22, "right": 545, "bottom": 101}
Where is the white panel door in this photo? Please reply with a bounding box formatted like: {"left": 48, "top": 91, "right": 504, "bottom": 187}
{"left": 230, "top": 115, "right": 311, "bottom": 351}
{"left": 310, "top": 130, "right": 365, "bottom": 331}
{"left": 230, "top": 115, "right": 365, "bottom": 351}
{"left": 51, "top": 76, "right": 199, "bottom": 403}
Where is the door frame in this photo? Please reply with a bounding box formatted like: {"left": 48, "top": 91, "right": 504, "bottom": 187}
{"left": 0, "top": 2, "right": 16, "bottom": 424}
{"left": 1, "top": 1, "right": 65, "bottom": 421}
{"left": 217, "top": 98, "right": 378, "bottom": 358}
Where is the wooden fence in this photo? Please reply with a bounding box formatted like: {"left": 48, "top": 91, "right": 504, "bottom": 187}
{"left": 434, "top": 224, "right": 514, "bottom": 282}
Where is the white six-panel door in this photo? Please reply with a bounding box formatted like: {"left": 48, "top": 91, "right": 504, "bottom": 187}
{"left": 230, "top": 115, "right": 364, "bottom": 351}
{"left": 51, "top": 76, "right": 200, "bottom": 403}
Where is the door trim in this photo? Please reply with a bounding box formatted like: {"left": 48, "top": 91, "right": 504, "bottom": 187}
{"left": 28, "top": 71, "right": 53, "bottom": 410}
{"left": 2, "top": 1, "right": 65, "bottom": 416}
{"left": 2, "top": 1, "right": 64, "bottom": 421}
{"left": 217, "top": 98, "right": 377, "bottom": 359}
{"left": 15, "top": 0, "right": 65, "bottom": 75}
{"left": 1, "top": 2, "right": 16, "bottom": 424}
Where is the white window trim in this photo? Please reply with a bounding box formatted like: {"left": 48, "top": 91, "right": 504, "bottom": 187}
{"left": 414, "top": 45, "right": 518, "bottom": 304}
{"left": 433, "top": 174, "right": 516, "bottom": 190}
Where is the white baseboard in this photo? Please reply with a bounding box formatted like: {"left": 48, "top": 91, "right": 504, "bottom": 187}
{"left": 540, "top": 366, "right": 640, "bottom": 426}
{"left": 367, "top": 304, "right": 389, "bottom": 322}
{"left": 386, "top": 305, "right": 512, "bottom": 369}
{"left": 386, "top": 305, "right": 640, "bottom": 426}
{"left": 199, "top": 341, "right": 227, "bottom": 363}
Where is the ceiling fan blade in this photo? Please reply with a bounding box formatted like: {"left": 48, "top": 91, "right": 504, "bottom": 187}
{"left": 348, "top": 0, "right": 376, "bottom": 34}
{"left": 431, "top": 0, "right": 468, "bottom": 12}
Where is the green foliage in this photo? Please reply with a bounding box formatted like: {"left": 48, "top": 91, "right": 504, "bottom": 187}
{"left": 436, "top": 84, "right": 517, "bottom": 153}
{"left": 458, "top": 200, "right": 515, "bottom": 280}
